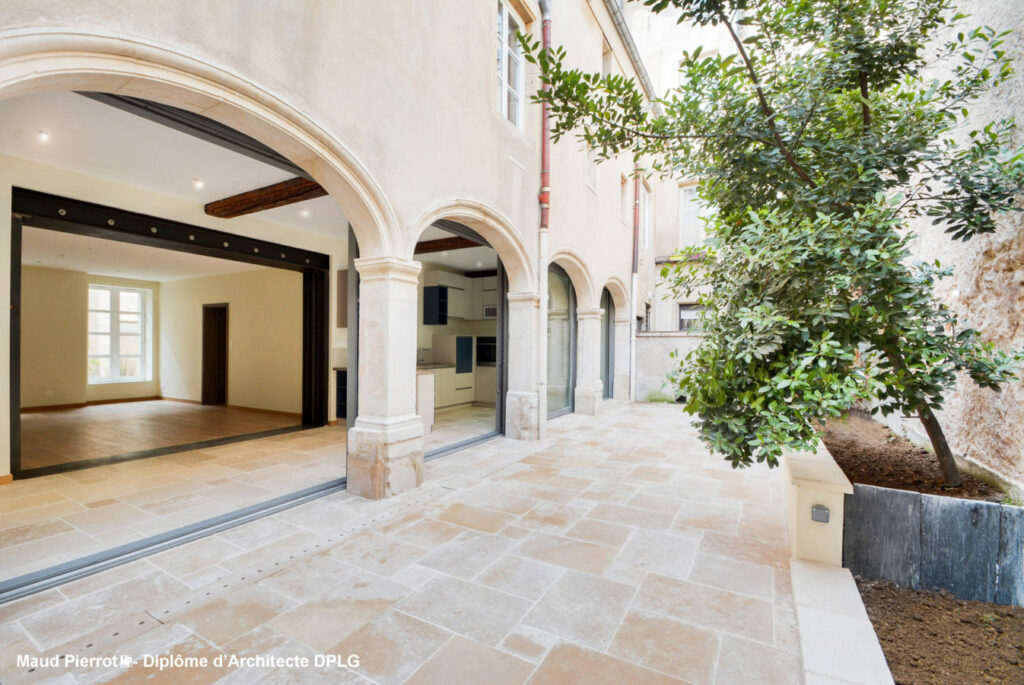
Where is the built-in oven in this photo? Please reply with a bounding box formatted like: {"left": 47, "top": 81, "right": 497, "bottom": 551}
{"left": 476, "top": 336, "right": 497, "bottom": 366}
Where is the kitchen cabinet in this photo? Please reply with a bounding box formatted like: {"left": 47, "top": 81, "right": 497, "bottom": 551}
{"left": 465, "top": 276, "right": 499, "bottom": 320}
{"left": 481, "top": 276, "right": 498, "bottom": 307}
{"left": 335, "top": 369, "right": 347, "bottom": 419}
{"left": 423, "top": 286, "right": 448, "bottom": 325}
{"left": 434, "top": 367, "right": 456, "bottom": 408}
{"left": 425, "top": 270, "right": 469, "bottom": 319}
{"left": 475, "top": 365, "right": 496, "bottom": 405}
{"left": 433, "top": 334, "right": 475, "bottom": 407}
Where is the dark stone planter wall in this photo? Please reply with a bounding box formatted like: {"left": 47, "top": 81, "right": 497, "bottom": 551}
{"left": 843, "top": 484, "right": 1024, "bottom": 606}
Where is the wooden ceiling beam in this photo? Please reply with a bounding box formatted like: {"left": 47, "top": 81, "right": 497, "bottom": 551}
{"left": 204, "top": 177, "right": 327, "bottom": 219}
{"left": 414, "top": 236, "right": 481, "bottom": 254}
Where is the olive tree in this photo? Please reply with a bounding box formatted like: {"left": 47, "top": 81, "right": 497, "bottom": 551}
{"left": 523, "top": 0, "right": 1024, "bottom": 487}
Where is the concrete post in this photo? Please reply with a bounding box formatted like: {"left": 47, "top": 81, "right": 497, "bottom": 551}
{"left": 574, "top": 307, "right": 604, "bottom": 415}
{"left": 347, "top": 256, "right": 424, "bottom": 500}
{"left": 506, "top": 291, "right": 540, "bottom": 440}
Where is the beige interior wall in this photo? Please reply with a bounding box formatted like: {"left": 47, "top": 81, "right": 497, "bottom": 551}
{"left": 159, "top": 268, "right": 303, "bottom": 414}
{"left": 20, "top": 266, "right": 160, "bottom": 407}
{"left": 20, "top": 266, "right": 88, "bottom": 407}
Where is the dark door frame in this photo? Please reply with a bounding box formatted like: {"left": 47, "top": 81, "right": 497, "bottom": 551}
{"left": 495, "top": 262, "right": 509, "bottom": 433}
{"left": 201, "top": 303, "right": 229, "bottom": 405}
{"left": 9, "top": 188, "right": 330, "bottom": 479}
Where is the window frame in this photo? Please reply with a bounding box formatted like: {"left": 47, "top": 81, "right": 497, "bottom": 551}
{"left": 88, "top": 284, "right": 152, "bottom": 384}
{"left": 678, "top": 183, "right": 706, "bottom": 247}
{"left": 678, "top": 303, "right": 702, "bottom": 333}
{"left": 497, "top": 0, "right": 525, "bottom": 128}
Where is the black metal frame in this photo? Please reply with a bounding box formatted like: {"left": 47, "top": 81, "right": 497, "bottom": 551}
{"left": 10, "top": 188, "right": 330, "bottom": 479}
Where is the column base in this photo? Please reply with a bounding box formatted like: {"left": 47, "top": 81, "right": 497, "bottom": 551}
{"left": 574, "top": 386, "right": 603, "bottom": 416}
{"left": 505, "top": 390, "right": 540, "bottom": 440}
{"left": 347, "top": 416, "right": 424, "bottom": 500}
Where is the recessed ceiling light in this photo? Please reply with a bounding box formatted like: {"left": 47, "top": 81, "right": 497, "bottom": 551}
{"left": 441, "top": 251, "right": 449, "bottom": 258}
{"left": 37, "top": 130, "right": 50, "bottom": 143}
{"left": 192, "top": 178, "right": 205, "bottom": 190}
{"left": 476, "top": 261, "right": 483, "bottom": 268}
{"left": 300, "top": 209, "right": 311, "bottom": 218}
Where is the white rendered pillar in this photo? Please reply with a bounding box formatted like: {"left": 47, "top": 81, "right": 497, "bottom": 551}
{"left": 574, "top": 307, "right": 604, "bottom": 415}
{"left": 505, "top": 291, "right": 540, "bottom": 440}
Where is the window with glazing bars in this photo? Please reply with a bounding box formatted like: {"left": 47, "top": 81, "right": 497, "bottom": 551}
{"left": 497, "top": 1, "right": 523, "bottom": 127}
{"left": 88, "top": 285, "right": 150, "bottom": 382}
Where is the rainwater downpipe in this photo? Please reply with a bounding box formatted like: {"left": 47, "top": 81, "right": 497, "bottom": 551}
{"left": 537, "top": 0, "right": 552, "bottom": 434}
{"left": 630, "top": 164, "right": 640, "bottom": 402}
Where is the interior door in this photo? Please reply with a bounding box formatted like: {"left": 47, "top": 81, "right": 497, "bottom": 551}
{"left": 202, "top": 304, "right": 228, "bottom": 405}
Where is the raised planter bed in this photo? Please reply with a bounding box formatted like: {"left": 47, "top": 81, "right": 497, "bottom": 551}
{"left": 843, "top": 483, "right": 1024, "bottom": 606}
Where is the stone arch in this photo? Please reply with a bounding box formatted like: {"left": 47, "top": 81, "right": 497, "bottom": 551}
{"left": 548, "top": 248, "right": 597, "bottom": 309}
{"left": 410, "top": 199, "right": 535, "bottom": 294}
{"left": 601, "top": 276, "right": 630, "bottom": 316}
{"left": 0, "top": 29, "right": 398, "bottom": 256}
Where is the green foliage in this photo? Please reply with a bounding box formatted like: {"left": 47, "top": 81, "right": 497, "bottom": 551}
{"left": 524, "top": 0, "right": 1024, "bottom": 469}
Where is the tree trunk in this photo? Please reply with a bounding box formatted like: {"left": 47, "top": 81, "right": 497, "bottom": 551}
{"left": 916, "top": 405, "right": 962, "bottom": 489}
{"left": 882, "top": 345, "right": 963, "bottom": 489}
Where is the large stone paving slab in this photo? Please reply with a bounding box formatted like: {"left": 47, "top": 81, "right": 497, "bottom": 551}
{"left": 0, "top": 402, "right": 802, "bottom": 684}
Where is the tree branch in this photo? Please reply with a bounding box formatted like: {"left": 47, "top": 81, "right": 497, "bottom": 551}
{"left": 716, "top": 9, "right": 818, "bottom": 188}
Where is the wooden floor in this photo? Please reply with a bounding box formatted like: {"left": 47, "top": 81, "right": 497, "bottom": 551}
{"left": 20, "top": 400, "right": 300, "bottom": 470}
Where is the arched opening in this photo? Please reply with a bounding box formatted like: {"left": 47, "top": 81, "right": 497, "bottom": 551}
{"left": 547, "top": 263, "right": 577, "bottom": 418}
{"left": 0, "top": 38, "right": 399, "bottom": 586}
{"left": 601, "top": 277, "right": 630, "bottom": 400}
{"left": 410, "top": 219, "right": 509, "bottom": 455}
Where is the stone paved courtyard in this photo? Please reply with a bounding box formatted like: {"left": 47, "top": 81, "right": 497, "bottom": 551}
{"left": 0, "top": 402, "right": 801, "bottom": 684}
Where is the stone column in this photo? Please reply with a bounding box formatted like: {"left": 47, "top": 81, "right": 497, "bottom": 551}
{"left": 574, "top": 307, "right": 604, "bottom": 415}
{"left": 347, "top": 256, "right": 424, "bottom": 500}
{"left": 613, "top": 315, "right": 631, "bottom": 400}
{"left": 505, "top": 292, "right": 540, "bottom": 440}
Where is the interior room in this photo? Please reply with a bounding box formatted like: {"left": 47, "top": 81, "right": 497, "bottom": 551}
{"left": 0, "top": 90, "right": 351, "bottom": 585}
{"left": 18, "top": 227, "right": 305, "bottom": 473}
{"left": 413, "top": 224, "right": 502, "bottom": 452}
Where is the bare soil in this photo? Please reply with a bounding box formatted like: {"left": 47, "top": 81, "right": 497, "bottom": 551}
{"left": 857, "top": 577, "right": 1024, "bottom": 684}
{"left": 821, "top": 412, "right": 1004, "bottom": 502}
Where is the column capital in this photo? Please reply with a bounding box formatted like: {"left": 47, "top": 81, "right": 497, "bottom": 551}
{"left": 576, "top": 307, "right": 604, "bottom": 320}
{"left": 507, "top": 291, "right": 541, "bottom": 305}
{"left": 354, "top": 256, "right": 422, "bottom": 283}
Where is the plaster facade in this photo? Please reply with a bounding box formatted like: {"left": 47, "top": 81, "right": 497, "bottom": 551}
{"left": 0, "top": 0, "right": 685, "bottom": 498}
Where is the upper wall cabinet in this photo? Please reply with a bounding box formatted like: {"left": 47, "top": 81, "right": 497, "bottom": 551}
{"left": 423, "top": 285, "right": 448, "bottom": 325}
{"left": 424, "top": 271, "right": 469, "bottom": 320}
{"left": 424, "top": 270, "right": 499, "bottom": 322}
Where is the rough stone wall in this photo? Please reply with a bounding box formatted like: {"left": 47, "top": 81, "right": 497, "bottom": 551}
{"left": 883, "top": 0, "right": 1024, "bottom": 488}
